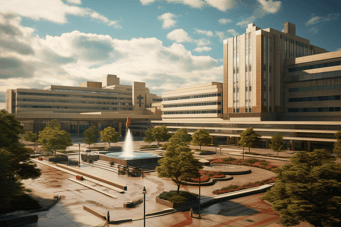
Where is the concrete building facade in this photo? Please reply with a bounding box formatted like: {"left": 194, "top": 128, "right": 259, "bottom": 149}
{"left": 6, "top": 75, "right": 162, "bottom": 137}
{"left": 153, "top": 22, "right": 341, "bottom": 152}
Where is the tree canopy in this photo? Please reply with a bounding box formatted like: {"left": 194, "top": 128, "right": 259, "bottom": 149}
{"left": 84, "top": 126, "right": 99, "bottom": 147}
{"left": 191, "top": 129, "right": 211, "bottom": 151}
{"left": 333, "top": 131, "right": 341, "bottom": 157}
{"left": 262, "top": 149, "right": 341, "bottom": 227}
{"left": 46, "top": 119, "right": 61, "bottom": 130}
{"left": 143, "top": 128, "right": 155, "bottom": 145}
{"left": 153, "top": 125, "right": 172, "bottom": 146}
{"left": 0, "top": 110, "right": 41, "bottom": 212}
{"left": 156, "top": 139, "right": 202, "bottom": 194}
{"left": 239, "top": 127, "right": 261, "bottom": 153}
{"left": 38, "top": 126, "right": 72, "bottom": 155}
{"left": 24, "top": 131, "right": 38, "bottom": 151}
{"left": 269, "top": 133, "right": 285, "bottom": 157}
{"left": 100, "top": 126, "right": 120, "bottom": 147}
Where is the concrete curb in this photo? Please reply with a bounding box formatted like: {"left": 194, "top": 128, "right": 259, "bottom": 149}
{"left": 68, "top": 178, "right": 117, "bottom": 198}
{"left": 228, "top": 152, "right": 290, "bottom": 161}
{"left": 32, "top": 159, "right": 124, "bottom": 193}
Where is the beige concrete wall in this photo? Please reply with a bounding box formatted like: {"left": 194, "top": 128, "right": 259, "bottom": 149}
{"left": 79, "top": 81, "right": 102, "bottom": 88}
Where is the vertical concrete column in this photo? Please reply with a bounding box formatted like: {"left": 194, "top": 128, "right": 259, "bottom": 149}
{"left": 118, "top": 122, "right": 122, "bottom": 136}
{"left": 226, "top": 137, "right": 230, "bottom": 145}
{"left": 291, "top": 140, "right": 294, "bottom": 151}
{"left": 307, "top": 141, "right": 311, "bottom": 152}
{"left": 266, "top": 139, "right": 269, "bottom": 149}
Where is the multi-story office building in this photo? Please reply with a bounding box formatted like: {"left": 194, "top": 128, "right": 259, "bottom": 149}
{"left": 153, "top": 22, "right": 341, "bottom": 151}
{"left": 6, "top": 75, "right": 162, "bottom": 136}
{"left": 161, "top": 82, "right": 223, "bottom": 119}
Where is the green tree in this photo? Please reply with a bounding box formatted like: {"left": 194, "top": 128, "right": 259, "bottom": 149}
{"left": 84, "top": 126, "right": 99, "bottom": 148}
{"left": 262, "top": 149, "right": 341, "bottom": 227}
{"left": 239, "top": 127, "right": 261, "bottom": 154}
{"left": 172, "top": 128, "right": 192, "bottom": 144}
{"left": 191, "top": 129, "right": 211, "bottom": 151}
{"left": 100, "top": 126, "right": 120, "bottom": 147}
{"left": 333, "top": 131, "right": 341, "bottom": 157}
{"left": 143, "top": 128, "right": 155, "bottom": 145}
{"left": 156, "top": 140, "right": 202, "bottom": 194}
{"left": 270, "top": 133, "right": 285, "bottom": 157}
{"left": 46, "top": 119, "right": 61, "bottom": 130}
{"left": 38, "top": 127, "right": 72, "bottom": 155}
{"left": 0, "top": 110, "right": 41, "bottom": 211}
{"left": 24, "top": 131, "right": 38, "bottom": 152}
{"left": 153, "top": 125, "right": 171, "bottom": 146}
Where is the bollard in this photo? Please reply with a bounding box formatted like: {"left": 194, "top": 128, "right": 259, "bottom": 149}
{"left": 107, "top": 211, "right": 110, "bottom": 223}
{"left": 190, "top": 207, "right": 193, "bottom": 217}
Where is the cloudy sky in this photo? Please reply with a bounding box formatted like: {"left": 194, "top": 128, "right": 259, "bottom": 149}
{"left": 0, "top": 0, "right": 340, "bottom": 109}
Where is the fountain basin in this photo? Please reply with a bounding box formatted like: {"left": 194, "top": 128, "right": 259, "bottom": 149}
{"left": 106, "top": 151, "right": 158, "bottom": 160}
{"left": 98, "top": 151, "right": 162, "bottom": 167}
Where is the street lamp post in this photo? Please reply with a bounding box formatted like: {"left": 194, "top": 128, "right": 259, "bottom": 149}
{"left": 78, "top": 143, "right": 81, "bottom": 167}
{"left": 220, "top": 147, "right": 222, "bottom": 155}
{"left": 143, "top": 187, "right": 147, "bottom": 227}
{"left": 198, "top": 176, "right": 202, "bottom": 219}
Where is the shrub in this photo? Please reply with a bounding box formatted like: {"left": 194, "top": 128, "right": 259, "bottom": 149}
{"left": 213, "top": 177, "right": 276, "bottom": 194}
{"left": 159, "top": 190, "right": 198, "bottom": 203}
{"left": 245, "top": 158, "right": 259, "bottom": 164}
{"left": 168, "top": 195, "right": 187, "bottom": 203}
{"left": 223, "top": 157, "right": 236, "bottom": 162}
{"left": 220, "top": 185, "right": 239, "bottom": 191}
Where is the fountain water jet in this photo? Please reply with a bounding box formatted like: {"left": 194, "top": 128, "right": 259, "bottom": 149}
{"left": 121, "top": 128, "right": 134, "bottom": 158}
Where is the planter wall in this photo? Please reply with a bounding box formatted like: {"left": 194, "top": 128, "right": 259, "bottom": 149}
{"left": 155, "top": 197, "right": 199, "bottom": 210}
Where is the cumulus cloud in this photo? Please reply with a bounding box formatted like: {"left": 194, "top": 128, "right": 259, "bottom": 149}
{"left": 158, "top": 13, "right": 178, "bottom": 29}
{"left": 215, "top": 31, "right": 225, "bottom": 42}
{"left": 226, "top": 28, "right": 239, "bottom": 37}
{"left": 257, "top": 0, "right": 281, "bottom": 14}
{"left": 167, "top": 29, "right": 193, "bottom": 43}
{"left": 0, "top": 15, "right": 222, "bottom": 102}
{"left": 67, "top": 0, "right": 82, "bottom": 4}
{"left": 236, "top": 0, "right": 281, "bottom": 27}
{"left": 306, "top": 14, "right": 340, "bottom": 25}
{"left": 218, "top": 18, "right": 232, "bottom": 24}
{"left": 236, "top": 16, "right": 257, "bottom": 27}
{"left": 193, "top": 46, "right": 212, "bottom": 52}
{"left": 0, "top": 0, "right": 121, "bottom": 28}
{"left": 195, "top": 38, "right": 210, "bottom": 46}
{"left": 205, "top": 0, "right": 236, "bottom": 11}
{"left": 194, "top": 28, "right": 213, "bottom": 36}
{"left": 140, "top": 0, "right": 236, "bottom": 11}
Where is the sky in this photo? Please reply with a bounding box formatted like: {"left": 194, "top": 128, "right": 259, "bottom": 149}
{"left": 0, "top": 0, "right": 340, "bottom": 109}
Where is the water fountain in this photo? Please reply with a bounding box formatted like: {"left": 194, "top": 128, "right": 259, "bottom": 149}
{"left": 104, "top": 116, "right": 161, "bottom": 166}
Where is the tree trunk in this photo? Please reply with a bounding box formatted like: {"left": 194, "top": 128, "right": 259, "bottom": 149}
{"left": 177, "top": 183, "right": 181, "bottom": 194}
{"left": 200, "top": 145, "right": 202, "bottom": 151}
{"left": 108, "top": 142, "right": 110, "bottom": 147}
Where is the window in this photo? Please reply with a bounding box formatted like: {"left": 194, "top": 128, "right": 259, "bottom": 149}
{"left": 245, "top": 87, "right": 248, "bottom": 92}
{"left": 233, "top": 109, "right": 235, "bottom": 113}
{"left": 245, "top": 108, "right": 248, "bottom": 112}
{"left": 249, "top": 108, "right": 252, "bottom": 112}
{"left": 249, "top": 86, "right": 252, "bottom": 91}
{"left": 236, "top": 108, "right": 239, "bottom": 113}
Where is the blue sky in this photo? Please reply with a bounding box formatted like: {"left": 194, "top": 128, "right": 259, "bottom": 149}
{"left": 0, "top": 0, "right": 340, "bottom": 108}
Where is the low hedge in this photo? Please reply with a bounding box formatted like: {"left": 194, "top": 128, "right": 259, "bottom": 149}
{"left": 210, "top": 157, "right": 278, "bottom": 172}
{"left": 158, "top": 190, "right": 198, "bottom": 203}
{"left": 140, "top": 145, "right": 158, "bottom": 149}
{"left": 213, "top": 177, "right": 276, "bottom": 195}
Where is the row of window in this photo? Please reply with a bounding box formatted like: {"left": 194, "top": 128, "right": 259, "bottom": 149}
{"left": 17, "top": 105, "right": 133, "bottom": 110}
{"left": 163, "top": 110, "right": 221, "bottom": 115}
{"left": 17, "top": 92, "right": 132, "bottom": 100}
{"left": 17, "top": 98, "right": 132, "bottom": 105}
{"left": 289, "top": 70, "right": 341, "bottom": 82}
{"left": 233, "top": 108, "right": 252, "bottom": 113}
{"left": 163, "top": 102, "right": 221, "bottom": 108}
{"left": 289, "top": 61, "right": 341, "bottom": 72}
{"left": 289, "top": 84, "right": 341, "bottom": 92}
{"left": 233, "top": 86, "right": 252, "bottom": 93}
{"left": 288, "top": 107, "right": 341, "bottom": 113}
{"left": 153, "top": 98, "right": 163, "bottom": 102}
{"left": 50, "top": 89, "right": 131, "bottom": 96}
{"left": 289, "top": 95, "right": 341, "bottom": 102}
{"left": 163, "top": 93, "right": 221, "bottom": 101}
